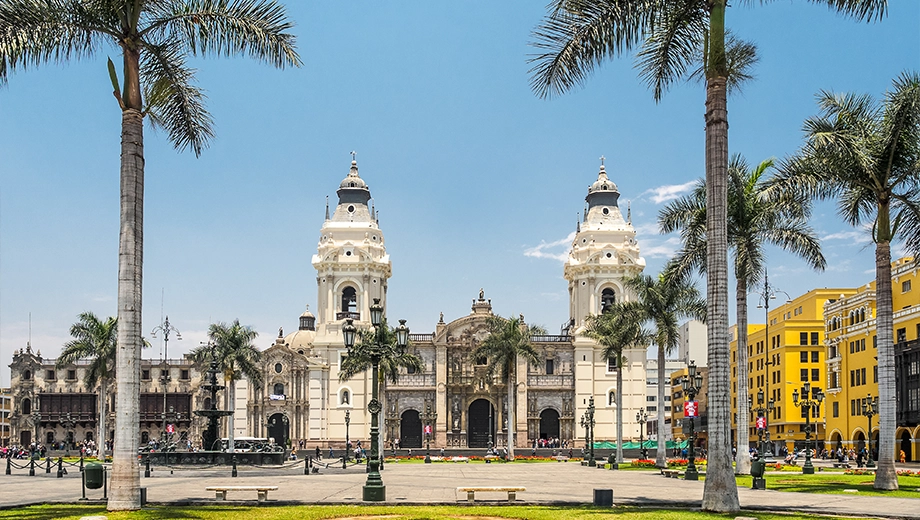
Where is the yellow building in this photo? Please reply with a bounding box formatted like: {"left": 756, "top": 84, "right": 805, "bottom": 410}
{"left": 731, "top": 288, "right": 856, "bottom": 456}
{"left": 824, "top": 257, "right": 920, "bottom": 461}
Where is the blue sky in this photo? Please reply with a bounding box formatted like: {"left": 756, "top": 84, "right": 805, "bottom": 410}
{"left": 0, "top": 2, "right": 917, "bottom": 386}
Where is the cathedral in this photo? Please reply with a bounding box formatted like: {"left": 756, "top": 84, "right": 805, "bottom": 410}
{"left": 246, "top": 158, "right": 649, "bottom": 450}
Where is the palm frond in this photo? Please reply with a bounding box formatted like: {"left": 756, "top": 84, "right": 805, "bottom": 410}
{"left": 142, "top": 0, "right": 301, "bottom": 68}
{"left": 0, "top": 0, "right": 114, "bottom": 84}
{"left": 528, "top": 0, "right": 662, "bottom": 99}
{"left": 141, "top": 39, "right": 214, "bottom": 155}
{"left": 635, "top": 0, "right": 706, "bottom": 101}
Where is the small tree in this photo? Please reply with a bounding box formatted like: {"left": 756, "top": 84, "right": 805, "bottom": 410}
{"left": 339, "top": 318, "right": 423, "bottom": 457}
{"left": 190, "top": 320, "right": 262, "bottom": 453}
{"left": 57, "top": 312, "right": 117, "bottom": 461}
{"left": 583, "top": 302, "right": 651, "bottom": 465}
{"left": 626, "top": 273, "right": 706, "bottom": 468}
{"left": 470, "top": 315, "right": 542, "bottom": 461}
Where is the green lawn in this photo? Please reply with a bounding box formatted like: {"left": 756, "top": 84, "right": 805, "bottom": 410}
{"left": 0, "top": 504, "right": 880, "bottom": 520}
{"left": 734, "top": 472, "right": 920, "bottom": 498}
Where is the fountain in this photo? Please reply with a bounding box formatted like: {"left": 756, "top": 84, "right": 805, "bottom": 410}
{"left": 144, "top": 353, "right": 284, "bottom": 466}
{"left": 195, "top": 356, "right": 236, "bottom": 453}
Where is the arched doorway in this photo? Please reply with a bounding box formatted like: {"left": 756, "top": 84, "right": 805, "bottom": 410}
{"left": 400, "top": 410, "right": 422, "bottom": 448}
{"left": 267, "top": 413, "right": 289, "bottom": 447}
{"left": 854, "top": 431, "right": 866, "bottom": 451}
{"left": 540, "top": 409, "right": 560, "bottom": 440}
{"left": 468, "top": 399, "right": 495, "bottom": 448}
{"left": 900, "top": 430, "right": 913, "bottom": 462}
{"left": 19, "top": 430, "right": 31, "bottom": 446}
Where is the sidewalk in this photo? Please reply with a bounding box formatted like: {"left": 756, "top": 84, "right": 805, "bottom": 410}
{"left": 1, "top": 460, "right": 917, "bottom": 519}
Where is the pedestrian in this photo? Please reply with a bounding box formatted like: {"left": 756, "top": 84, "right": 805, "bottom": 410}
{"left": 315, "top": 446, "right": 321, "bottom": 460}
{"left": 900, "top": 449, "right": 906, "bottom": 463}
{"left": 440, "top": 447, "right": 445, "bottom": 458}
{"left": 329, "top": 447, "right": 334, "bottom": 459}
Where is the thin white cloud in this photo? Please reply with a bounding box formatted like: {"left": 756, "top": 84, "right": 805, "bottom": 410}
{"left": 524, "top": 231, "right": 576, "bottom": 263}
{"left": 822, "top": 229, "right": 871, "bottom": 242}
{"left": 641, "top": 181, "right": 697, "bottom": 205}
{"left": 638, "top": 236, "right": 683, "bottom": 259}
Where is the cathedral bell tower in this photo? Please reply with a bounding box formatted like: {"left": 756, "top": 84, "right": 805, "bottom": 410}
{"left": 312, "top": 157, "right": 392, "bottom": 333}
{"left": 564, "top": 158, "right": 646, "bottom": 445}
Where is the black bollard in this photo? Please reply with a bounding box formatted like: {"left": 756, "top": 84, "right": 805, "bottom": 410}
{"left": 144, "top": 455, "right": 151, "bottom": 478}
{"left": 231, "top": 455, "right": 238, "bottom": 477}
{"left": 29, "top": 458, "right": 35, "bottom": 476}
{"left": 46, "top": 457, "right": 51, "bottom": 473}
{"left": 79, "top": 455, "right": 84, "bottom": 473}
{"left": 57, "top": 457, "right": 63, "bottom": 478}
{"left": 5, "top": 457, "right": 10, "bottom": 475}
{"left": 304, "top": 456, "right": 309, "bottom": 475}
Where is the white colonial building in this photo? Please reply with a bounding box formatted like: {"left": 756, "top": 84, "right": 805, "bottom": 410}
{"left": 246, "top": 158, "right": 650, "bottom": 450}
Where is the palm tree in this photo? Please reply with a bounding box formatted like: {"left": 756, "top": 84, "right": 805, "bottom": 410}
{"left": 583, "top": 302, "right": 651, "bottom": 465}
{"left": 528, "top": 1, "right": 885, "bottom": 511}
{"left": 625, "top": 273, "right": 706, "bottom": 469}
{"left": 57, "top": 312, "right": 118, "bottom": 462}
{"left": 339, "top": 319, "right": 423, "bottom": 458}
{"left": 659, "top": 155, "right": 826, "bottom": 473}
{"left": 770, "top": 71, "right": 920, "bottom": 490}
{"left": 470, "top": 315, "right": 542, "bottom": 461}
{"left": 190, "top": 320, "right": 263, "bottom": 455}
{"left": 0, "top": 2, "right": 300, "bottom": 509}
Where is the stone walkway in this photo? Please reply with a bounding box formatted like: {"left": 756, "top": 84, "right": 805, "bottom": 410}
{"left": 1, "top": 458, "right": 918, "bottom": 518}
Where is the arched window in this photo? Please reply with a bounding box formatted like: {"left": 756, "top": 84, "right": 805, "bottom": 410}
{"left": 273, "top": 383, "right": 285, "bottom": 396}
{"left": 341, "top": 287, "right": 357, "bottom": 313}
{"left": 22, "top": 370, "right": 31, "bottom": 381}
{"left": 22, "top": 398, "right": 31, "bottom": 415}
{"left": 601, "top": 288, "right": 616, "bottom": 313}
{"left": 608, "top": 391, "right": 616, "bottom": 406}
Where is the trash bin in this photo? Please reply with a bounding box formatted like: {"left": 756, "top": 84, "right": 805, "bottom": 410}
{"left": 84, "top": 462, "right": 104, "bottom": 489}
{"left": 593, "top": 488, "right": 613, "bottom": 506}
{"left": 751, "top": 458, "right": 766, "bottom": 478}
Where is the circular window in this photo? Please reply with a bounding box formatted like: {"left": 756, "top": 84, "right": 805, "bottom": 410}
{"left": 372, "top": 235, "right": 378, "bottom": 241}
{"left": 606, "top": 252, "right": 612, "bottom": 258}
{"left": 274, "top": 363, "right": 283, "bottom": 374}
{"left": 298, "top": 349, "right": 305, "bottom": 355}
{"left": 347, "top": 205, "right": 355, "bottom": 213}
{"left": 581, "top": 281, "right": 587, "bottom": 286}
{"left": 582, "top": 238, "right": 587, "bottom": 244}
{"left": 602, "top": 207, "right": 609, "bottom": 215}
{"left": 373, "top": 279, "right": 377, "bottom": 284}
{"left": 345, "top": 250, "right": 352, "bottom": 256}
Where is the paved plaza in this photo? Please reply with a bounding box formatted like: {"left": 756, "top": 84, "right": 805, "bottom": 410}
{"left": 1, "top": 459, "right": 919, "bottom": 518}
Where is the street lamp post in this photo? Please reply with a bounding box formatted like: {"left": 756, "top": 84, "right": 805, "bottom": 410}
{"left": 151, "top": 316, "right": 181, "bottom": 444}
{"left": 579, "top": 396, "right": 596, "bottom": 467}
{"left": 750, "top": 389, "right": 775, "bottom": 489}
{"left": 682, "top": 361, "right": 703, "bottom": 480}
{"left": 756, "top": 270, "right": 791, "bottom": 460}
{"left": 342, "top": 299, "right": 409, "bottom": 502}
{"left": 636, "top": 408, "right": 648, "bottom": 460}
{"left": 861, "top": 395, "right": 878, "bottom": 468}
{"left": 423, "top": 402, "right": 437, "bottom": 463}
{"left": 343, "top": 409, "right": 351, "bottom": 469}
{"left": 792, "top": 381, "right": 824, "bottom": 475}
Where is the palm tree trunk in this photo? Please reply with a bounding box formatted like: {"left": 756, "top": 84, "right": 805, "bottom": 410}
{"left": 507, "top": 362, "right": 515, "bottom": 461}
{"left": 98, "top": 379, "right": 107, "bottom": 461}
{"left": 109, "top": 106, "right": 145, "bottom": 512}
{"left": 735, "top": 279, "right": 751, "bottom": 474}
{"left": 874, "top": 240, "right": 898, "bottom": 489}
{"left": 616, "top": 363, "right": 624, "bottom": 464}
{"left": 700, "top": 2, "right": 739, "bottom": 512}
{"left": 656, "top": 345, "right": 666, "bottom": 468}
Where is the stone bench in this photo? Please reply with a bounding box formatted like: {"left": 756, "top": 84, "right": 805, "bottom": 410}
{"left": 833, "top": 462, "right": 852, "bottom": 469}
{"left": 457, "top": 486, "right": 525, "bottom": 502}
{"left": 660, "top": 469, "right": 683, "bottom": 478}
{"left": 206, "top": 486, "right": 278, "bottom": 503}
